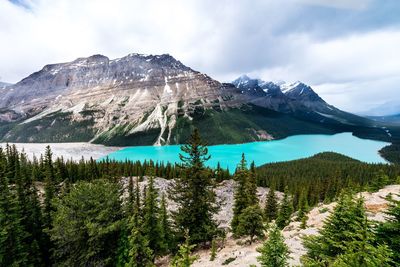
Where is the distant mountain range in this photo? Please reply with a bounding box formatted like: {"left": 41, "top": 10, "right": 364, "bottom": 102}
{"left": 0, "top": 82, "right": 11, "bottom": 90}
{"left": 0, "top": 53, "right": 396, "bottom": 145}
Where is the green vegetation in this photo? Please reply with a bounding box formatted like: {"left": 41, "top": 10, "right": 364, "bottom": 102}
{"left": 377, "top": 196, "right": 400, "bottom": 264}
{"left": 0, "top": 111, "right": 96, "bottom": 142}
{"left": 51, "top": 180, "right": 122, "bottom": 266}
{"left": 256, "top": 152, "right": 400, "bottom": 209}
{"left": 302, "top": 192, "right": 393, "bottom": 266}
{"left": 257, "top": 223, "right": 290, "bottom": 267}
{"left": 380, "top": 143, "right": 400, "bottom": 164}
{"left": 169, "top": 129, "right": 221, "bottom": 244}
{"left": 0, "top": 129, "right": 399, "bottom": 266}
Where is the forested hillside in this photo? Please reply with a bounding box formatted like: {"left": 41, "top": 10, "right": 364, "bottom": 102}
{"left": 1, "top": 131, "right": 399, "bottom": 266}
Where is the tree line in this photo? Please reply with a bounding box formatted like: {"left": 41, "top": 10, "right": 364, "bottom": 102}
{"left": 1, "top": 129, "right": 399, "bottom": 266}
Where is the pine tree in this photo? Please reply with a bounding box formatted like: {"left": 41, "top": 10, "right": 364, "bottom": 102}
{"left": 17, "top": 152, "right": 47, "bottom": 266}
{"left": 377, "top": 196, "right": 400, "bottom": 264}
{"left": 143, "top": 172, "right": 162, "bottom": 259}
{"left": 169, "top": 129, "right": 219, "bottom": 244}
{"left": 43, "top": 145, "right": 55, "bottom": 229}
{"left": 0, "top": 148, "right": 29, "bottom": 266}
{"left": 170, "top": 230, "right": 198, "bottom": 267}
{"left": 210, "top": 238, "right": 217, "bottom": 261}
{"left": 370, "top": 169, "right": 390, "bottom": 192}
{"left": 247, "top": 161, "right": 258, "bottom": 206}
{"left": 331, "top": 216, "right": 393, "bottom": 267}
{"left": 231, "top": 153, "right": 250, "bottom": 235}
{"left": 276, "top": 186, "right": 293, "bottom": 229}
{"left": 127, "top": 215, "right": 155, "bottom": 267}
{"left": 236, "top": 205, "right": 265, "bottom": 244}
{"left": 302, "top": 193, "right": 377, "bottom": 266}
{"left": 257, "top": 223, "right": 290, "bottom": 267}
{"left": 264, "top": 186, "right": 278, "bottom": 222}
{"left": 50, "top": 180, "right": 122, "bottom": 266}
{"left": 159, "top": 193, "right": 173, "bottom": 255}
{"left": 296, "top": 190, "right": 309, "bottom": 222}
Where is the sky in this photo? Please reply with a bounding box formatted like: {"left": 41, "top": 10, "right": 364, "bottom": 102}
{"left": 1, "top": 0, "right": 400, "bottom": 115}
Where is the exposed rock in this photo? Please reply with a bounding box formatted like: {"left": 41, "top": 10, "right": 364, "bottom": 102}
{"left": 144, "top": 180, "right": 399, "bottom": 267}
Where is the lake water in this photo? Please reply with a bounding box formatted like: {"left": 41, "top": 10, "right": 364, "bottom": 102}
{"left": 102, "top": 133, "right": 390, "bottom": 172}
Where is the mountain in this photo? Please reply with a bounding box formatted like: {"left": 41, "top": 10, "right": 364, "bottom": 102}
{"left": 0, "top": 53, "right": 391, "bottom": 145}
{"left": 232, "top": 76, "right": 371, "bottom": 126}
{"left": 368, "top": 114, "right": 400, "bottom": 125}
{"left": 0, "top": 82, "right": 11, "bottom": 90}
{"left": 362, "top": 100, "right": 400, "bottom": 116}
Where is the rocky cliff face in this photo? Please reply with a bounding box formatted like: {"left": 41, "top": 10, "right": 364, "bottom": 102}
{"left": 0, "top": 53, "right": 249, "bottom": 145}
{"left": 0, "top": 53, "right": 375, "bottom": 145}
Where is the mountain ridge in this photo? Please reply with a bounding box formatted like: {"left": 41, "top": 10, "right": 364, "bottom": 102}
{"left": 0, "top": 52, "right": 392, "bottom": 146}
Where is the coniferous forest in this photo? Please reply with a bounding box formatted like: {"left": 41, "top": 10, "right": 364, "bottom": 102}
{"left": 0, "top": 129, "right": 399, "bottom": 266}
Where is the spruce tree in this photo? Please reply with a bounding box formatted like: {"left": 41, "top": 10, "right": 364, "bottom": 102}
{"left": 332, "top": 216, "right": 393, "bottom": 267}
{"left": 257, "top": 223, "right": 290, "bottom": 267}
{"left": 231, "top": 153, "right": 250, "bottom": 235}
{"left": 296, "top": 190, "right": 309, "bottom": 222}
{"left": 169, "top": 129, "right": 219, "bottom": 244}
{"left": 302, "top": 193, "right": 380, "bottom": 266}
{"left": 170, "top": 230, "right": 198, "bottom": 267}
{"left": 264, "top": 186, "right": 278, "bottom": 222}
{"left": 377, "top": 196, "right": 400, "bottom": 264}
{"left": 17, "top": 152, "right": 47, "bottom": 266}
{"left": 210, "top": 238, "right": 217, "bottom": 261}
{"left": 247, "top": 161, "right": 258, "bottom": 206}
{"left": 159, "top": 193, "right": 173, "bottom": 255}
{"left": 50, "top": 180, "right": 122, "bottom": 266}
{"left": 127, "top": 215, "right": 155, "bottom": 267}
{"left": 43, "top": 145, "right": 55, "bottom": 230}
{"left": 276, "top": 186, "right": 293, "bottom": 229}
{"left": 236, "top": 205, "right": 264, "bottom": 243}
{"left": 0, "top": 148, "right": 29, "bottom": 266}
{"left": 143, "top": 172, "right": 162, "bottom": 259}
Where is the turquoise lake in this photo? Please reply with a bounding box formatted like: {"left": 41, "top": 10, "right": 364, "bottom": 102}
{"left": 103, "top": 133, "right": 390, "bottom": 172}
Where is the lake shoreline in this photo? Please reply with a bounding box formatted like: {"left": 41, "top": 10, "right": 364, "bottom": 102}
{"left": 0, "top": 142, "right": 122, "bottom": 161}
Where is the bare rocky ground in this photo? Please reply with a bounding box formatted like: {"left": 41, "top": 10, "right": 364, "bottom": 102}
{"left": 125, "top": 178, "right": 400, "bottom": 267}
{"left": 0, "top": 142, "right": 121, "bottom": 161}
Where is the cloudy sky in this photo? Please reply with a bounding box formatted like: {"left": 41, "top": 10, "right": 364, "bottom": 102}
{"left": 1, "top": 0, "right": 399, "bottom": 114}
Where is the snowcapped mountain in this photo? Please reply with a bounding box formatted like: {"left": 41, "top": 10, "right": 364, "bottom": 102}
{"left": 0, "top": 54, "right": 382, "bottom": 145}
{"left": 231, "top": 76, "right": 372, "bottom": 126}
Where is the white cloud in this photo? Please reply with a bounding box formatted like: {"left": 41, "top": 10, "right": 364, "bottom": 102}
{"left": 0, "top": 0, "right": 399, "bottom": 114}
{"left": 294, "top": 0, "right": 372, "bottom": 10}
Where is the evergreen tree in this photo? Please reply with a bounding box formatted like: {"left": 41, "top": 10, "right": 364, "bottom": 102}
{"left": 264, "top": 186, "right": 278, "bottom": 222}
{"left": 370, "top": 169, "right": 390, "bottom": 192}
{"left": 170, "top": 230, "right": 198, "bottom": 267}
{"left": 231, "top": 153, "right": 250, "bottom": 235}
{"left": 332, "top": 216, "right": 393, "bottom": 267}
{"left": 127, "top": 215, "right": 155, "bottom": 267}
{"left": 247, "top": 161, "right": 258, "bottom": 206}
{"left": 50, "top": 180, "right": 122, "bottom": 266}
{"left": 17, "top": 152, "right": 47, "bottom": 266}
{"left": 377, "top": 196, "right": 400, "bottom": 264}
{"left": 257, "top": 223, "right": 290, "bottom": 267}
{"left": 43, "top": 145, "right": 55, "bottom": 229}
{"left": 296, "top": 190, "right": 309, "bottom": 222}
{"left": 159, "top": 193, "right": 173, "bottom": 255}
{"left": 169, "top": 129, "right": 219, "bottom": 244}
{"left": 302, "top": 193, "right": 380, "bottom": 266}
{"left": 276, "top": 186, "right": 293, "bottom": 229}
{"left": 0, "top": 148, "right": 29, "bottom": 266}
{"left": 210, "top": 238, "right": 217, "bottom": 261}
{"left": 236, "top": 205, "right": 265, "bottom": 243}
{"left": 143, "top": 172, "right": 162, "bottom": 259}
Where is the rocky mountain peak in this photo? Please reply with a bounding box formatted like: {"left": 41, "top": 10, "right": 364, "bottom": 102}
{"left": 282, "top": 81, "right": 325, "bottom": 103}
